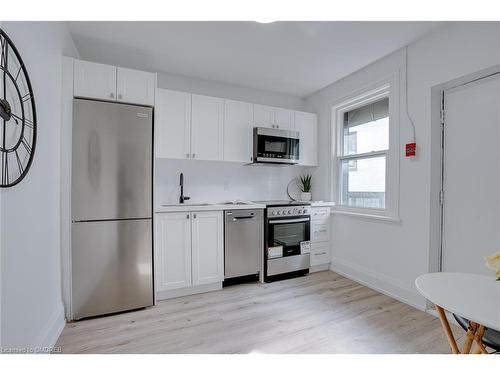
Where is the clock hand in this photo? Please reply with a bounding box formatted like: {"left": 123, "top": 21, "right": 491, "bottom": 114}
{"left": 0, "top": 98, "right": 11, "bottom": 122}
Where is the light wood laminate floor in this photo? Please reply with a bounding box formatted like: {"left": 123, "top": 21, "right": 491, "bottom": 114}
{"left": 57, "top": 271, "right": 463, "bottom": 353}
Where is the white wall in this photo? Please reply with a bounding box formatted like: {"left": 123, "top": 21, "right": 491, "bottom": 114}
{"left": 156, "top": 159, "right": 311, "bottom": 205}
{"left": 305, "top": 22, "right": 500, "bottom": 309}
{"left": 0, "top": 22, "right": 79, "bottom": 349}
{"left": 156, "top": 71, "right": 305, "bottom": 111}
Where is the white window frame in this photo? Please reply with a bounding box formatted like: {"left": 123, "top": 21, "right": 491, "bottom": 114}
{"left": 331, "top": 78, "right": 400, "bottom": 221}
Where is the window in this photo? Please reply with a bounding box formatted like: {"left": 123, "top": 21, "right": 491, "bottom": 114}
{"left": 332, "top": 82, "right": 399, "bottom": 219}
{"left": 341, "top": 97, "right": 389, "bottom": 209}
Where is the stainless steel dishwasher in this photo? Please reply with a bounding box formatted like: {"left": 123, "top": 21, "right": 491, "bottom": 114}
{"left": 224, "top": 209, "right": 263, "bottom": 286}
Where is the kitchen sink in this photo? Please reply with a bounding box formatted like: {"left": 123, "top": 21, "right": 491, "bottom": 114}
{"left": 218, "top": 200, "right": 253, "bottom": 205}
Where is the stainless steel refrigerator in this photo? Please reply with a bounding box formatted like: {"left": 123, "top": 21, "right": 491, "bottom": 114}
{"left": 71, "top": 99, "right": 153, "bottom": 320}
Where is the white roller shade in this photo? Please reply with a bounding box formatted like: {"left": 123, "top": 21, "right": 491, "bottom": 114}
{"left": 344, "top": 97, "right": 389, "bottom": 128}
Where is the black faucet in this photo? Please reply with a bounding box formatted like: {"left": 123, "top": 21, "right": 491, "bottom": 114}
{"left": 179, "top": 173, "right": 190, "bottom": 204}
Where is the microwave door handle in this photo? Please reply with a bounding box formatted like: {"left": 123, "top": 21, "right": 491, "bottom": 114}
{"left": 269, "top": 218, "right": 310, "bottom": 224}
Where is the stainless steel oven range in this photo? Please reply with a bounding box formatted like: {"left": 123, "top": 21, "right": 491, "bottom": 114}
{"left": 258, "top": 201, "right": 311, "bottom": 282}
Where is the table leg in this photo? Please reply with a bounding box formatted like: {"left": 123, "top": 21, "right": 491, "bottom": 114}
{"left": 473, "top": 325, "right": 487, "bottom": 354}
{"left": 435, "top": 305, "right": 460, "bottom": 354}
{"left": 462, "top": 321, "right": 478, "bottom": 354}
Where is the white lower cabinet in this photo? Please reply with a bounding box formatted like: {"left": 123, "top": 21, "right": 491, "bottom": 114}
{"left": 309, "top": 206, "right": 332, "bottom": 270}
{"left": 155, "top": 212, "right": 192, "bottom": 291}
{"left": 155, "top": 211, "right": 224, "bottom": 297}
{"left": 310, "top": 242, "right": 330, "bottom": 267}
{"left": 191, "top": 211, "right": 224, "bottom": 286}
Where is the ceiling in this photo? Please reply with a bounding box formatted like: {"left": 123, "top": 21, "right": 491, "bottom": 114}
{"left": 68, "top": 21, "right": 443, "bottom": 98}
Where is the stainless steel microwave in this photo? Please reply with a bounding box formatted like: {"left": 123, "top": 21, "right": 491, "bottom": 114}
{"left": 252, "top": 127, "right": 300, "bottom": 165}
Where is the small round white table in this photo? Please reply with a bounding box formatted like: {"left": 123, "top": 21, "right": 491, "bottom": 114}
{"left": 415, "top": 272, "right": 500, "bottom": 354}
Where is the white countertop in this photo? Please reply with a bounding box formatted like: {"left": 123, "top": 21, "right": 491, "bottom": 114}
{"left": 155, "top": 202, "right": 266, "bottom": 213}
{"left": 155, "top": 200, "right": 335, "bottom": 213}
{"left": 309, "top": 201, "right": 336, "bottom": 207}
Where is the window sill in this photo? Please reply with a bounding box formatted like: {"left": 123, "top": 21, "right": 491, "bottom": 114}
{"left": 332, "top": 208, "right": 401, "bottom": 223}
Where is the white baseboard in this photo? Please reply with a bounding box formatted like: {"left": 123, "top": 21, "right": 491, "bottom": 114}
{"left": 309, "top": 263, "right": 330, "bottom": 273}
{"left": 34, "top": 302, "right": 66, "bottom": 349}
{"left": 156, "top": 282, "right": 222, "bottom": 301}
{"left": 330, "top": 257, "right": 427, "bottom": 311}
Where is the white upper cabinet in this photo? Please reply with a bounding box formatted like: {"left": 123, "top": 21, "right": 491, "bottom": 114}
{"left": 155, "top": 89, "right": 191, "bottom": 159}
{"left": 253, "top": 104, "right": 275, "bottom": 129}
{"left": 191, "top": 94, "right": 224, "bottom": 161}
{"left": 224, "top": 99, "right": 253, "bottom": 163}
{"left": 253, "top": 104, "right": 294, "bottom": 130}
{"left": 155, "top": 212, "right": 192, "bottom": 292}
{"left": 116, "top": 67, "right": 155, "bottom": 106}
{"left": 73, "top": 59, "right": 155, "bottom": 106}
{"left": 74, "top": 60, "right": 117, "bottom": 101}
{"left": 274, "top": 107, "right": 294, "bottom": 130}
{"left": 191, "top": 211, "right": 224, "bottom": 286}
{"left": 295, "top": 111, "right": 318, "bottom": 166}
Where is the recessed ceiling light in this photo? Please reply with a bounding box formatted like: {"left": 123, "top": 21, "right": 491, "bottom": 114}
{"left": 254, "top": 19, "right": 276, "bottom": 24}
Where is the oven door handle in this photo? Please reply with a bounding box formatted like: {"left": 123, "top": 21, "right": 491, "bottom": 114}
{"left": 269, "top": 218, "right": 310, "bottom": 224}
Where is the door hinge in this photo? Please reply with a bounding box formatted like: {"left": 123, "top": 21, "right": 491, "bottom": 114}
{"left": 439, "top": 190, "right": 445, "bottom": 205}
{"left": 440, "top": 92, "right": 446, "bottom": 125}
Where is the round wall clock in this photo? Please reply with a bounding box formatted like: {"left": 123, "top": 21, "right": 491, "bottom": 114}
{"left": 0, "top": 28, "right": 36, "bottom": 188}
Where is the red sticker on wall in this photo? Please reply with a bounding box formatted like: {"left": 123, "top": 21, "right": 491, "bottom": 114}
{"left": 405, "top": 142, "right": 416, "bottom": 157}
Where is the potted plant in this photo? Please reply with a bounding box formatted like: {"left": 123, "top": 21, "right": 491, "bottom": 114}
{"left": 299, "top": 174, "right": 312, "bottom": 201}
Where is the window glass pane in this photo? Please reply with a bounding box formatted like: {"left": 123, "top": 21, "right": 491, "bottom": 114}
{"left": 343, "top": 117, "right": 389, "bottom": 155}
{"left": 341, "top": 156, "right": 386, "bottom": 209}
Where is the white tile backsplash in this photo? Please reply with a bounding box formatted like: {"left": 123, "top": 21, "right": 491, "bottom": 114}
{"left": 155, "top": 158, "right": 309, "bottom": 205}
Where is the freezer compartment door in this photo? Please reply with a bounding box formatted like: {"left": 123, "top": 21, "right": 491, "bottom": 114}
{"left": 71, "top": 219, "right": 153, "bottom": 320}
{"left": 72, "top": 99, "right": 152, "bottom": 221}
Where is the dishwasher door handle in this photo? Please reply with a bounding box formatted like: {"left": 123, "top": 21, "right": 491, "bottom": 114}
{"left": 232, "top": 216, "right": 256, "bottom": 221}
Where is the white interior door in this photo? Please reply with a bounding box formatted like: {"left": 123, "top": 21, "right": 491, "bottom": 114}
{"left": 442, "top": 73, "right": 500, "bottom": 275}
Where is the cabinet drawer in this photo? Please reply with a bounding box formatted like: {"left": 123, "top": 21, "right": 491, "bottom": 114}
{"left": 311, "top": 207, "right": 330, "bottom": 220}
{"left": 311, "top": 221, "right": 330, "bottom": 242}
{"left": 310, "top": 243, "right": 330, "bottom": 266}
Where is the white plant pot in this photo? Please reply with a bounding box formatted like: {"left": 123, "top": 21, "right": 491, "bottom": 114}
{"left": 300, "top": 192, "right": 312, "bottom": 201}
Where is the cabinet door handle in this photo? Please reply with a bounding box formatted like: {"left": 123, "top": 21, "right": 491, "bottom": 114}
{"left": 193, "top": 214, "right": 197, "bottom": 219}
{"left": 192, "top": 153, "right": 196, "bottom": 158}
{"left": 110, "top": 92, "right": 114, "bottom": 98}
{"left": 186, "top": 153, "right": 190, "bottom": 159}
{"left": 186, "top": 214, "right": 190, "bottom": 219}
{"left": 118, "top": 94, "right": 123, "bottom": 100}
{"left": 314, "top": 252, "right": 327, "bottom": 256}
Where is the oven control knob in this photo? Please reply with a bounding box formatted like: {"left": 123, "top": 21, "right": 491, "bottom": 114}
{"left": 287, "top": 210, "right": 292, "bottom": 214}
{"left": 272, "top": 210, "right": 277, "bottom": 216}
{"left": 298, "top": 209, "right": 302, "bottom": 214}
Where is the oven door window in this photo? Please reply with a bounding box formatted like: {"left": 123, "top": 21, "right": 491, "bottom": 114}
{"left": 257, "top": 135, "right": 299, "bottom": 160}
{"left": 269, "top": 220, "right": 310, "bottom": 256}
